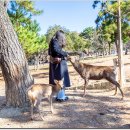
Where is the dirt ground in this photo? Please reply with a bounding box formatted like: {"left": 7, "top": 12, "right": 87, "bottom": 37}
{"left": 0, "top": 55, "right": 130, "bottom": 128}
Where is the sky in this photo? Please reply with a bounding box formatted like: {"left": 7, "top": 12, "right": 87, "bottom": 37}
{"left": 32, "top": 0, "right": 100, "bottom": 35}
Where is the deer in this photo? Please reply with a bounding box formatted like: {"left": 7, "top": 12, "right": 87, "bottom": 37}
{"left": 27, "top": 80, "right": 63, "bottom": 120}
{"left": 67, "top": 56, "right": 124, "bottom": 99}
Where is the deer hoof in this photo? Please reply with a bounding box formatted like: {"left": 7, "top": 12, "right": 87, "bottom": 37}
{"left": 39, "top": 115, "right": 44, "bottom": 121}
{"left": 51, "top": 110, "right": 54, "bottom": 114}
{"left": 31, "top": 117, "right": 33, "bottom": 120}
{"left": 41, "top": 117, "right": 44, "bottom": 121}
{"left": 83, "top": 94, "right": 86, "bottom": 97}
{"left": 51, "top": 110, "right": 56, "bottom": 114}
{"left": 121, "top": 96, "right": 124, "bottom": 100}
{"left": 113, "top": 93, "right": 116, "bottom": 96}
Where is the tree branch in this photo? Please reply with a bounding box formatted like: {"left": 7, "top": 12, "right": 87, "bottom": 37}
{"left": 104, "top": 9, "right": 118, "bottom": 18}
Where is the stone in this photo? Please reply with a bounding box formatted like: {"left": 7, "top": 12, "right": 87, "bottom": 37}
{"left": 108, "top": 109, "right": 116, "bottom": 113}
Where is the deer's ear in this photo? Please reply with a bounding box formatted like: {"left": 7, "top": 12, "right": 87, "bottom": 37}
{"left": 58, "top": 78, "right": 64, "bottom": 85}
{"left": 54, "top": 80, "right": 58, "bottom": 84}
{"left": 75, "top": 56, "right": 79, "bottom": 62}
{"left": 67, "top": 56, "right": 71, "bottom": 60}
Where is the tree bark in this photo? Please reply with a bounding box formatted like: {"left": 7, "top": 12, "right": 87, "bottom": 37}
{"left": 117, "top": 0, "right": 125, "bottom": 88}
{"left": 0, "top": 2, "right": 34, "bottom": 107}
{"left": 115, "top": 32, "right": 119, "bottom": 54}
{"left": 4, "top": 0, "right": 9, "bottom": 12}
{"left": 108, "top": 42, "right": 111, "bottom": 55}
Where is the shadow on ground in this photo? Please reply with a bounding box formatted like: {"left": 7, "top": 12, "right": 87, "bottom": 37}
{"left": 0, "top": 90, "right": 129, "bottom": 128}
{"left": 32, "top": 72, "right": 49, "bottom": 78}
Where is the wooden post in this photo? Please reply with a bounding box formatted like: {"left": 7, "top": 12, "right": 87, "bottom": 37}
{"left": 118, "top": 0, "right": 125, "bottom": 87}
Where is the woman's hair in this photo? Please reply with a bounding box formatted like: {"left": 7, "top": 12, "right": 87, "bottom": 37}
{"left": 50, "top": 30, "right": 66, "bottom": 48}
{"left": 55, "top": 30, "right": 65, "bottom": 39}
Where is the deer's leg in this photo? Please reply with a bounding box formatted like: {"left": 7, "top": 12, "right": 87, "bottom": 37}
{"left": 38, "top": 106, "right": 44, "bottom": 121}
{"left": 34, "top": 64, "right": 36, "bottom": 71}
{"left": 28, "top": 97, "right": 35, "bottom": 120}
{"left": 31, "top": 99, "right": 39, "bottom": 120}
{"left": 106, "top": 77, "right": 124, "bottom": 99}
{"left": 83, "top": 78, "right": 89, "bottom": 97}
{"left": 30, "top": 102, "right": 34, "bottom": 120}
{"left": 114, "top": 86, "right": 117, "bottom": 96}
{"left": 36, "top": 99, "right": 44, "bottom": 121}
{"left": 50, "top": 94, "right": 54, "bottom": 114}
{"left": 113, "top": 71, "right": 118, "bottom": 95}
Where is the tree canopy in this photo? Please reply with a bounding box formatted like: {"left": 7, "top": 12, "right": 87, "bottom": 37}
{"left": 7, "top": 0, "right": 48, "bottom": 59}
{"left": 93, "top": 0, "right": 130, "bottom": 53}
{"left": 7, "top": 1, "right": 130, "bottom": 57}
{"left": 45, "top": 25, "right": 91, "bottom": 52}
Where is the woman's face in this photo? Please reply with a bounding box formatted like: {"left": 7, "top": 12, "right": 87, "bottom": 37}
{"left": 58, "top": 33, "right": 66, "bottom": 48}
{"left": 62, "top": 34, "right": 66, "bottom": 47}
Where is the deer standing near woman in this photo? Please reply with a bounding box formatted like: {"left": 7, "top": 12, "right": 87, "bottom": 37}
{"left": 68, "top": 57, "right": 124, "bottom": 99}
{"left": 27, "top": 80, "right": 63, "bottom": 120}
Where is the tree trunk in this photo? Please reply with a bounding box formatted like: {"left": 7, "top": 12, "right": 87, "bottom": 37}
{"left": 115, "top": 32, "right": 119, "bottom": 55}
{"left": 115, "top": 17, "right": 119, "bottom": 55}
{"left": 117, "top": 0, "right": 125, "bottom": 88}
{"left": 0, "top": 2, "right": 34, "bottom": 107}
{"left": 108, "top": 42, "right": 111, "bottom": 55}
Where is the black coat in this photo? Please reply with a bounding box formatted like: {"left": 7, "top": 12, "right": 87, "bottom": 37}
{"left": 49, "top": 38, "right": 70, "bottom": 87}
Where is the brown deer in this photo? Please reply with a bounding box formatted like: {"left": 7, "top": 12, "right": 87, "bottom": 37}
{"left": 68, "top": 56, "right": 124, "bottom": 99}
{"left": 27, "top": 80, "right": 63, "bottom": 120}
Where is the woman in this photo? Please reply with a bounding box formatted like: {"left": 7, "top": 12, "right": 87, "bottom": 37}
{"left": 48, "top": 30, "right": 70, "bottom": 102}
